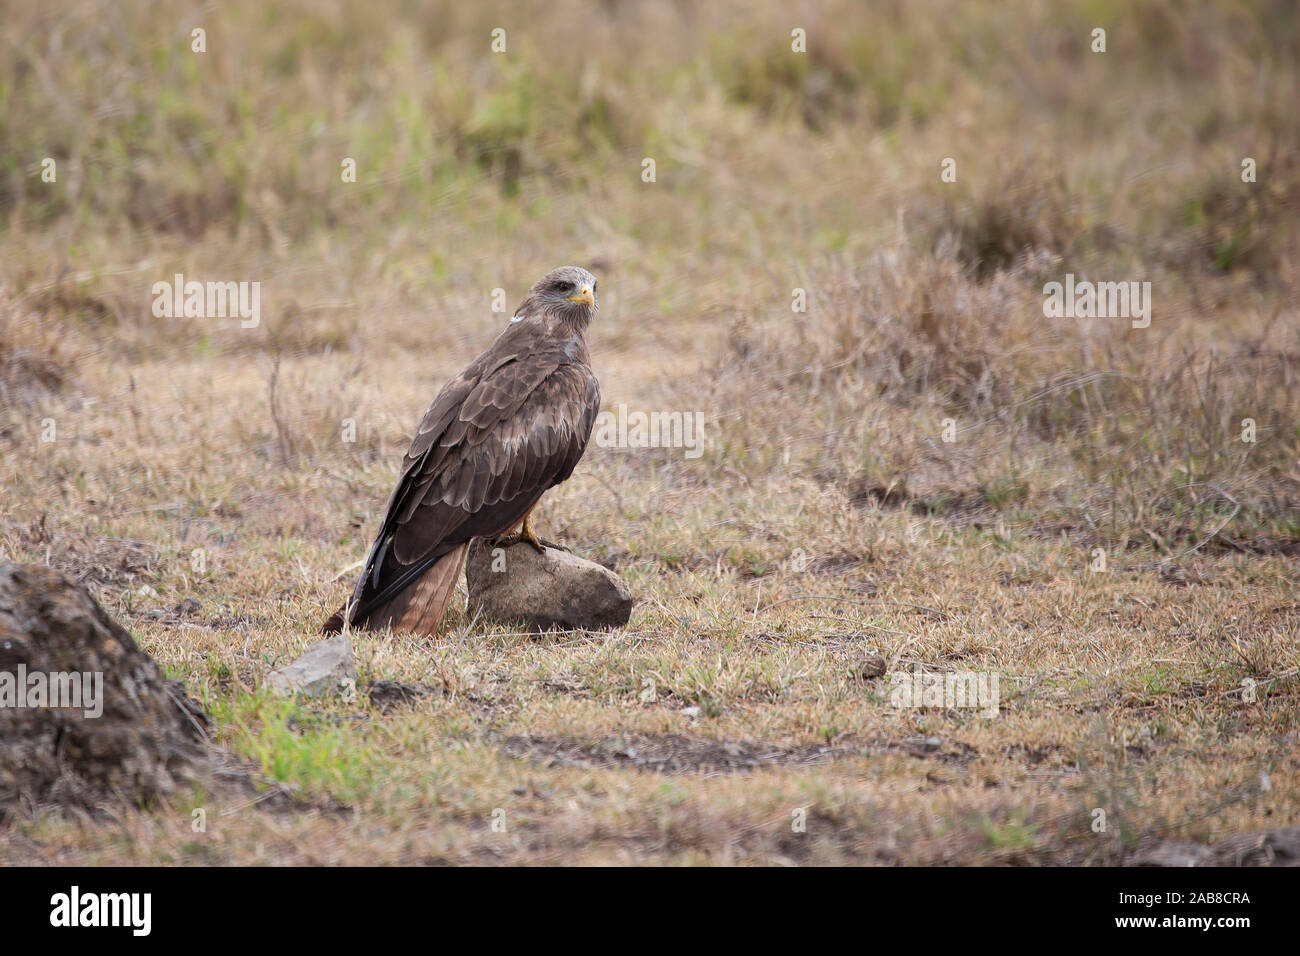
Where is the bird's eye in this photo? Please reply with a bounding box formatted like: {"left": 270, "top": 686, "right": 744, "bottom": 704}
{"left": 557, "top": 282, "right": 573, "bottom": 293}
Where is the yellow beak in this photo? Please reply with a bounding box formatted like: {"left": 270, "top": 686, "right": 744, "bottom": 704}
{"left": 566, "top": 285, "right": 595, "bottom": 306}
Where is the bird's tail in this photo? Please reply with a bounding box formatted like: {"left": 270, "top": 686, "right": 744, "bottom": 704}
{"left": 323, "top": 542, "right": 470, "bottom": 639}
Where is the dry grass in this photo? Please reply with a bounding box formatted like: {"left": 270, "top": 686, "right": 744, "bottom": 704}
{"left": 1, "top": 0, "right": 1297, "bottom": 865}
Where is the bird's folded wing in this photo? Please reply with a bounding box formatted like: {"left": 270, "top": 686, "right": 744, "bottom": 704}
{"left": 348, "top": 342, "right": 599, "bottom": 612}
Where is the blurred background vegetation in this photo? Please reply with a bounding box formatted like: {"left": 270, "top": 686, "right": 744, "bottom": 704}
{"left": 2, "top": 0, "right": 1298, "bottom": 551}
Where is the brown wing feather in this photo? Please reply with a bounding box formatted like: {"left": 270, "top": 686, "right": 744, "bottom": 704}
{"left": 332, "top": 320, "right": 600, "bottom": 630}
{"left": 392, "top": 362, "right": 598, "bottom": 560}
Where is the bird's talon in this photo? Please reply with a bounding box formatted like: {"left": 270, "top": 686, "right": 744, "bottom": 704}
{"left": 492, "top": 531, "right": 565, "bottom": 554}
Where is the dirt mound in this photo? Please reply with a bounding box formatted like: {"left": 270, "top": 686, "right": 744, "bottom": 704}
{"left": 0, "top": 563, "right": 212, "bottom": 818}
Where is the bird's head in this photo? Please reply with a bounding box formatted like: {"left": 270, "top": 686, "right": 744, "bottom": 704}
{"left": 514, "top": 265, "right": 598, "bottom": 329}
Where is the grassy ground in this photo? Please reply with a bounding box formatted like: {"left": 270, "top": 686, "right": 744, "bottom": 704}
{"left": 2, "top": 0, "right": 1297, "bottom": 864}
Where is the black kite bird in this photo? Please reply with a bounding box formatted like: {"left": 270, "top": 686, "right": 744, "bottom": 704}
{"left": 324, "top": 266, "right": 601, "bottom": 637}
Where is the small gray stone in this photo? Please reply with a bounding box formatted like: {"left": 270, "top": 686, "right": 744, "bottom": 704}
{"left": 268, "top": 635, "right": 356, "bottom": 699}
{"left": 859, "top": 653, "right": 887, "bottom": 679}
{"left": 466, "top": 540, "right": 633, "bottom": 632}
